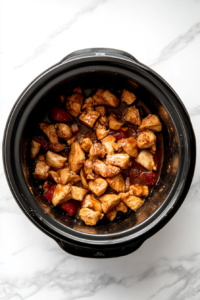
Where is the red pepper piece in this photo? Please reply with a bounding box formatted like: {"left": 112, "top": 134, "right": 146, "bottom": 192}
{"left": 61, "top": 200, "right": 79, "bottom": 216}
{"left": 51, "top": 107, "right": 72, "bottom": 122}
{"left": 141, "top": 172, "right": 157, "bottom": 186}
{"left": 44, "top": 185, "right": 57, "bottom": 202}
{"left": 33, "top": 136, "right": 49, "bottom": 151}
{"left": 111, "top": 130, "right": 126, "bottom": 140}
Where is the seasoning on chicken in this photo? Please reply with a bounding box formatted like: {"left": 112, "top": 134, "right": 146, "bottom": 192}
{"left": 81, "top": 194, "right": 102, "bottom": 212}
{"left": 95, "top": 123, "right": 110, "bottom": 140}
{"left": 49, "top": 170, "right": 61, "bottom": 183}
{"left": 106, "top": 174, "right": 125, "bottom": 193}
{"left": 89, "top": 178, "right": 108, "bottom": 196}
{"left": 79, "top": 208, "right": 104, "bottom": 226}
{"left": 68, "top": 142, "right": 85, "bottom": 173}
{"left": 101, "top": 135, "right": 116, "bottom": 154}
{"left": 46, "top": 151, "right": 67, "bottom": 169}
{"left": 139, "top": 114, "right": 162, "bottom": 132}
{"left": 93, "top": 89, "right": 120, "bottom": 107}
{"left": 71, "top": 186, "right": 87, "bottom": 201}
{"left": 89, "top": 143, "right": 106, "bottom": 159}
{"left": 106, "top": 208, "right": 117, "bottom": 221}
{"left": 79, "top": 109, "right": 100, "bottom": 128}
{"left": 34, "top": 160, "right": 50, "bottom": 180}
{"left": 52, "top": 183, "right": 72, "bottom": 206}
{"left": 43, "top": 181, "right": 50, "bottom": 191}
{"left": 80, "top": 169, "right": 88, "bottom": 189}
{"left": 121, "top": 89, "right": 137, "bottom": 105}
{"left": 120, "top": 137, "right": 138, "bottom": 157}
{"left": 30, "top": 140, "right": 41, "bottom": 158}
{"left": 106, "top": 153, "right": 130, "bottom": 169}
{"left": 135, "top": 150, "right": 157, "bottom": 171}
{"left": 98, "top": 115, "right": 109, "bottom": 127}
{"left": 95, "top": 106, "right": 106, "bottom": 115}
{"left": 73, "top": 87, "right": 82, "bottom": 95}
{"left": 82, "top": 97, "right": 97, "bottom": 110}
{"left": 122, "top": 195, "right": 144, "bottom": 211}
{"left": 84, "top": 159, "right": 96, "bottom": 180}
{"left": 137, "top": 130, "right": 156, "bottom": 149}
{"left": 70, "top": 124, "right": 79, "bottom": 134}
{"left": 108, "top": 113, "right": 124, "bottom": 130}
{"left": 49, "top": 142, "right": 65, "bottom": 152}
{"left": 130, "top": 184, "right": 149, "bottom": 197}
{"left": 66, "top": 135, "right": 77, "bottom": 146}
{"left": 80, "top": 138, "right": 93, "bottom": 152}
{"left": 39, "top": 123, "right": 58, "bottom": 143}
{"left": 124, "top": 106, "right": 141, "bottom": 125}
{"left": 59, "top": 168, "right": 80, "bottom": 185}
{"left": 99, "top": 194, "right": 121, "bottom": 214}
{"left": 66, "top": 93, "right": 84, "bottom": 117}
{"left": 116, "top": 202, "right": 128, "bottom": 213}
{"left": 113, "top": 141, "right": 123, "bottom": 152}
{"left": 94, "top": 160, "right": 121, "bottom": 178}
{"left": 55, "top": 123, "right": 72, "bottom": 140}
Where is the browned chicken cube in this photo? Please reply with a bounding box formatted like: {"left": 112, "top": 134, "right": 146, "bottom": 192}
{"left": 68, "top": 142, "right": 85, "bottom": 173}
{"left": 80, "top": 138, "right": 93, "bottom": 152}
{"left": 124, "top": 106, "right": 141, "bottom": 125}
{"left": 130, "top": 184, "right": 149, "bottom": 197}
{"left": 89, "top": 143, "right": 106, "bottom": 159}
{"left": 49, "top": 170, "right": 61, "bottom": 183}
{"left": 98, "top": 115, "right": 109, "bottom": 127}
{"left": 66, "top": 93, "right": 84, "bottom": 117}
{"left": 106, "top": 174, "right": 125, "bottom": 193}
{"left": 135, "top": 150, "right": 157, "bottom": 171}
{"left": 79, "top": 208, "right": 104, "bottom": 226}
{"left": 113, "top": 141, "right": 123, "bottom": 152}
{"left": 49, "top": 143, "right": 65, "bottom": 152}
{"left": 71, "top": 186, "right": 87, "bottom": 201}
{"left": 43, "top": 181, "right": 50, "bottom": 191}
{"left": 59, "top": 168, "right": 80, "bottom": 185}
{"left": 94, "top": 160, "right": 121, "bottom": 178}
{"left": 137, "top": 130, "right": 156, "bottom": 149}
{"left": 121, "top": 89, "right": 137, "bottom": 105}
{"left": 89, "top": 178, "right": 108, "bottom": 196}
{"left": 123, "top": 195, "right": 144, "bottom": 211}
{"left": 81, "top": 194, "right": 102, "bottom": 212}
{"left": 38, "top": 155, "right": 45, "bottom": 161}
{"left": 70, "top": 124, "right": 79, "bottom": 134}
{"left": 150, "top": 143, "right": 157, "bottom": 154}
{"left": 46, "top": 151, "right": 67, "bottom": 169}
{"left": 80, "top": 169, "right": 88, "bottom": 189}
{"left": 34, "top": 160, "right": 50, "bottom": 180}
{"left": 139, "top": 114, "right": 162, "bottom": 132}
{"left": 106, "top": 153, "right": 130, "bottom": 169}
{"left": 96, "top": 126, "right": 109, "bottom": 140}
{"left": 101, "top": 135, "right": 116, "bottom": 154}
{"left": 93, "top": 89, "right": 120, "bottom": 107}
{"left": 116, "top": 202, "right": 128, "bottom": 213}
{"left": 79, "top": 110, "right": 100, "bottom": 128}
{"left": 82, "top": 97, "right": 97, "bottom": 110}
{"left": 120, "top": 137, "right": 138, "bottom": 157}
{"left": 39, "top": 123, "right": 58, "bottom": 143}
{"left": 95, "top": 106, "right": 106, "bottom": 115}
{"left": 108, "top": 113, "right": 124, "bottom": 130}
{"left": 30, "top": 140, "right": 41, "bottom": 158}
{"left": 66, "top": 135, "right": 77, "bottom": 146}
{"left": 106, "top": 208, "right": 117, "bottom": 221}
{"left": 73, "top": 87, "right": 82, "bottom": 95}
{"left": 84, "top": 159, "right": 94, "bottom": 177}
{"left": 55, "top": 123, "right": 72, "bottom": 139}
{"left": 52, "top": 183, "right": 72, "bottom": 206}
{"left": 99, "top": 194, "right": 121, "bottom": 214}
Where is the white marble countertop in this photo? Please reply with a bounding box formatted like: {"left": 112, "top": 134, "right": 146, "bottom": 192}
{"left": 1, "top": 0, "right": 200, "bottom": 299}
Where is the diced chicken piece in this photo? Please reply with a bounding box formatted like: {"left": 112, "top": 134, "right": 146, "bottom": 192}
{"left": 49, "top": 170, "right": 61, "bottom": 183}
{"left": 73, "top": 87, "right": 82, "bottom": 95}
{"left": 120, "top": 137, "right": 138, "bottom": 157}
{"left": 130, "top": 184, "right": 149, "bottom": 197}
{"left": 43, "top": 181, "right": 50, "bottom": 191}
{"left": 60, "top": 168, "right": 80, "bottom": 185}
{"left": 101, "top": 135, "right": 116, "bottom": 154}
{"left": 124, "top": 106, "right": 141, "bottom": 125}
{"left": 120, "top": 191, "right": 134, "bottom": 201}
{"left": 137, "top": 130, "right": 156, "bottom": 149}
{"left": 80, "top": 169, "right": 88, "bottom": 189}
{"left": 93, "top": 89, "right": 120, "bottom": 107}
{"left": 68, "top": 142, "right": 85, "bottom": 173}
{"left": 116, "top": 202, "right": 128, "bottom": 213}
{"left": 139, "top": 114, "right": 162, "bottom": 132}
{"left": 121, "top": 89, "right": 137, "bottom": 105}
{"left": 89, "top": 178, "right": 108, "bottom": 196}
{"left": 106, "top": 153, "right": 130, "bottom": 169}
{"left": 96, "top": 126, "right": 109, "bottom": 140}
{"left": 71, "top": 186, "right": 87, "bottom": 201}
{"left": 87, "top": 173, "right": 96, "bottom": 180}
{"left": 99, "top": 115, "right": 109, "bottom": 127}
{"left": 121, "top": 127, "right": 128, "bottom": 131}
{"left": 34, "top": 160, "right": 50, "bottom": 180}
{"left": 113, "top": 141, "right": 123, "bottom": 152}
{"left": 89, "top": 143, "right": 106, "bottom": 159}
{"left": 30, "top": 140, "right": 41, "bottom": 158}
{"left": 79, "top": 110, "right": 100, "bottom": 128}
{"left": 52, "top": 183, "right": 72, "bottom": 206}
{"left": 84, "top": 159, "right": 94, "bottom": 176}
{"left": 94, "top": 160, "right": 120, "bottom": 178}
{"left": 46, "top": 151, "right": 67, "bottom": 169}
{"left": 55, "top": 123, "right": 72, "bottom": 139}
{"left": 99, "top": 194, "right": 121, "bottom": 214}
{"left": 66, "top": 93, "right": 84, "bottom": 117}
{"left": 80, "top": 138, "right": 93, "bottom": 152}
{"left": 82, "top": 97, "right": 97, "bottom": 110}
{"left": 95, "top": 106, "right": 106, "bottom": 115}
{"left": 49, "top": 142, "right": 65, "bottom": 152}
{"left": 108, "top": 113, "right": 124, "bottom": 130}
{"left": 39, "top": 123, "right": 58, "bottom": 143}
{"left": 150, "top": 143, "right": 157, "bottom": 154}
{"left": 106, "top": 208, "right": 117, "bottom": 221}
{"left": 106, "top": 174, "right": 125, "bottom": 193}
{"left": 66, "top": 135, "right": 77, "bottom": 146}
{"left": 123, "top": 195, "right": 144, "bottom": 211}
{"left": 79, "top": 208, "right": 104, "bottom": 226}
{"left": 70, "top": 124, "right": 79, "bottom": 134}
{"left": 38, "top": 155, "right": 45, "bottom": 161}
{"left": 81, "top": 194, "right": 102, "bottom": 212}
{"left": 135, "top": 150, "right": 157, "bottom": 171}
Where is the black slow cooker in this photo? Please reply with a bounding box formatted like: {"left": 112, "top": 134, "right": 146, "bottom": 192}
{"left": 3, "top": 48, "right": 196, "bottom": 258}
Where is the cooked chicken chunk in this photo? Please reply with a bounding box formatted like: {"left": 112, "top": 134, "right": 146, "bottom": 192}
{"left": 55, "top": 123, "right": 72, "bottom": 139}
{"left": 137, "top": 130, "right": 156, "bottom": 149}
{"left": 79, "top": 110, "right": 100, "bottom": 128}
{"left": 79, "top": 208, "right": 104, "bottom": 226}
{"left": 108, "top": 113, "right": 124, "bottom": 130}
{"left": 30, "top": 140, "right": 41, "bottom": 158}
{"left": 46, "top": 151, "right": 67, "bottom": 169}
{"left": 135, "top": 150, "right": 157, "bottom": 171}
{"left": 139, "top": 114, "right": 162, "bottom": 132}
{"left": 94, "top": 160, "right": 120, "bottom": 178}
{"left": 130, "top": 184, "right": 149, "bottom": 197}
{"left": 59, "top": 168, "right": 80, "bottom": 185}
{"left": 49, "top": 170, "right": 61, "bottom": 183}
{"left": 80, "top": 138, "right": 93, "bottom": 152}
{"left": 66, "top": 93, "right": 84, "bottom": 117}
{"left": 89, "top": 178, "right": 108, "bottom": 196}
{"left": 120, "top": 191, "right": 134, "bottom": 201}
{"left": 150, "top": 143, "right": 157, "bottom": 154}
{"left": 71, "top": 186, "right": 87, "bottom": 201}
{"left": 38, "top": 155, "right": 45, "bottom": 161}
{"left": 121, "top": 89, "right": 137, "bottom": 105}
{"left": 68, "top": 142, "right": 85, "bottom": 173}
{"left": 122, "top": 195, "right": 144, "bottom": 211}
{"left": 116, "top": 202, "right": 128, "bottom": 213}
{"left": 52, "top": 183, "right": 72, "bottom": 206}
{"left": 49, "top": 143, "right": 65, "bottom": 152}
{"left": 99, "top": 115, "right": 109, "bottom": 127}
{"left": 84, "top": 159, "right": 94, "bottom": 178}
{"left": 113, "top": 141, "right": 123, "bottom": 152}
{"left": 73, "top": 86, "right": 82, "bottom": 95}
{"left": 99, "top": 194, "right": 121, "bottom": 214}
{"left": 70, "top": 124, "right": 79, "bottom": 134}
{"left": 39, "top": 123, "right": 58, "bottom": 143}
{"left": 34, "top": 160, "right": 50, "bottom": 180}
{"left": 80, "top": 169, "right": 88, "bottom": 189}
{"left": 106, "top": 209, "right": 117, "bottom": 221}
{"left": 66, "top": 135, "right": 77, "bottom": 146}
{"left": 81, "top": 194, "right": 102, "bottom": 212}
{"left": 43, "top": 181, "right": 50, "bottom": 191}
{"left": 101, "top": 135, "right": 116, "bottom": 154}
{"left": 93, "top": 89, "right": 120, "bottom": 107}
{"left": 82, "top": 97, "right": 97, "bottom": 110}
{"left": 120, "top": 137, "right": 138, "bottom": 157}
{"left": 89, "top": 143, "right": 106, "bottom": 159}
{"left": 95, "top": 106, "right": 106, "bottom": 115}
{"left": 124, "top": 106, "right": 141, "bottom": 125}
{"left": 106, "top": 174, "right": 125, "bottom": 193}
{"left": 106, "top": 153, "right": 130, "bottom": 169}
{"left": 96, "top": 126, "right": 109, "bottom": 140}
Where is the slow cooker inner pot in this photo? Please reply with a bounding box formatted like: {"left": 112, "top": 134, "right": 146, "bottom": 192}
{"left": 21, "top": 71, "right": 179, "bottom": 235}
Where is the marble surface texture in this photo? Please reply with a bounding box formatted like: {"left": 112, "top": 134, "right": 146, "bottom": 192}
{"left": 1, "top": 0, "right": 200, "bottom": 299}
